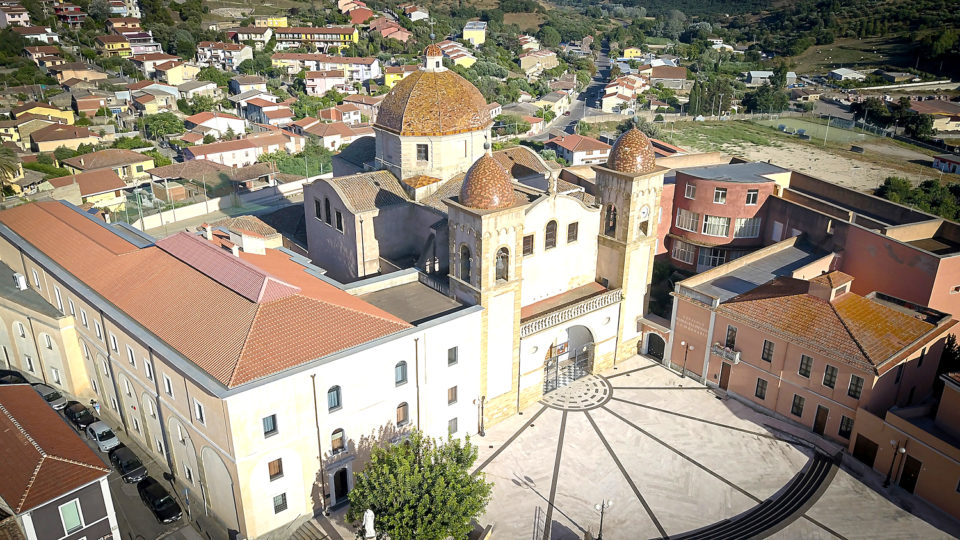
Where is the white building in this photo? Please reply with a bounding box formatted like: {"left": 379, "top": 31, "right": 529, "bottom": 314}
{"left": 304, "top": 70, "right": 348, "bottom": 96}
{"left": 196, "top": 41, "right": 253, "bottom": 72}
{"left": 829, "top": 68, "right": 866, "bottom": 81}
{"left": 0, "top": 4, "right": 30, "bottom": 27}
{"left": 546, "top": 134, "right": 612, "bottom": 166}
{"left": 183, "top": 132, "right": 305, "bottom": 166}
{"left": 230, "top": 26, "right": 272, "bottom": 50}
{"left": 183, "top": 111, "right": 247, "bottom": 138}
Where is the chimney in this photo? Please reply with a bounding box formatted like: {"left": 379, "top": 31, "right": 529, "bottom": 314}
{"left": 202, "top": 224, "right": 212, "bottom": 240}
{"left": 230, "top": 244, "right": 240, "bottom": 257}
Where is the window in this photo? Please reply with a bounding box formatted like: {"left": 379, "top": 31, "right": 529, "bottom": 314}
{"left": 495, "top": 247, "right": 509, "bottom": 282}
{"left": 101, "top": 359, "right": 110, "bottom": 378}
{"left": 123, "top": 379, "right": 132, "bottom": 397}
{"left": 68, "top": 298, "right": 75, "bottom": 316}
{"left": 396, "top": 402, "right": 409, "bottom": 426}
{"left": 567, "top": 222, "right": 578, "bottom": 243}
{"left": 522, "top": 235, "right": 534, "bottom": 256}
{"left": 448, "top": 385, "right": 458, "bottom": 405}
{"left": 761, "top": 340, "right": 775, "bottom": 362}
{"left": 895, "top": 364, "right": 904, "bottom": 384}
{"left": 723, "top": 325, "right": 737, "bottom": 349}
{"left": 838, "top": 416, "right": 854, "bottom": 439}
{"left": 51, "top": 367, "right": 61, "bottom": 385}
{"left": 44, "top": 334, "right": 53, "bottom": 349}
{"left": 95, "top": 321, "right": 102, "bottom": 340}
{"left": 919, "top": 347, "right": 926, "bottom": 368}
{"left": 848, "top": 374, "right": 864, "bottom": 399}
{"left": 335, "top": 210, "right": 343, "bottom": 232}
{"left": 133, "top": 417, "right": 141, "bottom": 434}
{"left": 15, "top": 322, "right": 25, "bottom": 338}
{"left": 273, "top": 493, "right": 288, "bottom": 514}
{"left": 823, "top": 365, "right": 838, "bottom": 388}
{"left": 194, "top": 399, "right": 206, "bottom": 425}
{"left": 145, "top": 359, "right": 154, "bottom": 381}
{"left": 328, "top": 386, "right": 342, "bottom": 412}
{"left": 268, "top": 458, "right": 283, "bottom": 480}
{"left": 58, "top": 499, "right": 84, "bottom": 535}
{"left": 702, "top": 215, "right": 731, "bottom": 237}
{"left": 395, "top": 361, "right": 407, "bottom": 385}
{"left": 675, "top": 209, "right": 699, "bottom": 232}
{"left": 163, "top": 374, "right": 174, "bottom": 397}
{"left": 734, "top": 217, "right": 762, "bottom": 238}
{"left": 755, "top": 378, "right": 767, "bottom": 399}
{"left": 24, "top": 355, "right": 34, "bottom": 372}
{"left": 684, "top": 182, "right": 696, "bottom": 199}
{"left": 697, "top": 247, "right": 726, "bottom": 269}
{"left": 331, "top": 428, "right": 345, "bottom": 453}
{"left": 448, "top": 347, "right": 458, "bottom": 366}
{"left": 111, "top": 397, "right": 119, "bottom": 411}
{"left": 746, "top": 189, "right": 759, "bottom": 205}
{"left": 714, "top": 187, "right": 727, "bottom": 204}
{"left": 799, "top": 355, "right": 813, "bottom": 378}
{"left": 544, "top": 221, "right": 557, "bottom": 250}
{"left": 126, "top": 345, "right": 136, "bottom": 366}
{"left": 31, "top": 269, "right": 40, "bottom": 289}
{"left": 416, "top": 143, "right": 429, "bottom": 161}
{"left": 790, "top": 394, "right": 805, "bottom": 417}
{"left": 263, "top": 414, "right": 278, "bottom": 437}
{"left": 177, "top": 425, "right": 185, "bottom": 443}
{"left": 92, "top": 378, "right": 98, "bottom": 395}
{"left": 54, "top": 287, "right": 63, "bottom": 312}
{"left": 80, "top": 309, "right": 88, "bottom": 327}
{"left": 671, "top": 239, "right": 695, "bottom": 264}
{"left": 448, "top": 417, "right": 458, "bottom": 435}
{"left": 136, "top": 165, "right": 144, "bottom": 173}
{"left": 314, "top": 199, "right": 322, "bottom": 220}
{"left": 459, "top": 245, "right": 472, "bottom": 283}
{"left": 324, "top": 198, "right": 331, "bottom": 225}
{"left": 81, "top": 341, "right": 89, "bottom": 359}
{"left": 604, "top": 205, "right": 617, "bottom": 236}
{"left": 145, "top": 400, "right": 155, "bottom": 418}
{"left": 156, "top": 438, "right": 164, "bottom": 454}
{"left": 184, "top": 465, "right": 194, "bottom": 484}
{"left": 109, "top": 333, "right": 118, "bottom": 352}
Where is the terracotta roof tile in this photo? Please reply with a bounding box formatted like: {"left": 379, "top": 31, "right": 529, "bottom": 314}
{"left": 48, "top": 169, "right": 125, "bottom": 197}
{"left": 62, "top": 149, "right": 151, "bottom": 171}
{"left": 375, "top": 68, "right": 491, "bottom": 136}
{"left": 547, "top": 134, "right": 610, "bottom": 153}
{"left": 29, "top": 123, "right": 95, "bottom": 143}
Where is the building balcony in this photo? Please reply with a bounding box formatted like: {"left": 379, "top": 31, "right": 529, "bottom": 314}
{"left": 710, "top": 343, "right": 741, "bottom": 364}
{"left": 520, "top": 283, "right": 622, "bottom": 338}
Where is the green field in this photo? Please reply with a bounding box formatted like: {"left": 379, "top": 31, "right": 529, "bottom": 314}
{"left": 756, "top": 118, "right": 877, "bottom": 144}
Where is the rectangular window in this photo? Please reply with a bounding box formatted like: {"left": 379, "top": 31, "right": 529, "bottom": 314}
{"left": 799, "top": 355, "right": 813, "bottom": 378}
{"left": 110, "top": 334, "right": 118, "bottom": 352}
{"left": 68, "top": 298, "right": 75, "bottom": 316}
{"left": 448, "top": 385, "right": 458, "bottom": 405}
{"left": 123, "top": 378, "right": 132, "bottom": 397}
{"left": 273, "top": 493, "right": 288, "bottom": 513}
{"left": 523, "top": 234, "right": 534, "bottom": 255}
{"left": 675, "top": 208, "right": 699, "bottom": 232}
{"left": 395, "top": 362, "right": 407, "bottom": 385}
{"left": 734, "top": 217, "right": 761, "bottom": 238}
{"left": 823, "top": 365, "right": 838, "bottom": 388}
{"left": 146, "top": 399, "right": 155, "bottom": 418}
{"left": 335, "top": 210, "right": 343, "bottom": 232}
{"left": 25, "top": 355, "right": 34, "bottom": 372}
{"left": 44, "top": 334, "right": 53, "bottom": 349}
{"left": 448, "top": 417, "right": 458, "bottom": 435}
{"left": 448, "top": 346, "right": 458, "bottom": 366}
{"left": 755, "top": 378, "right": 767, "bottom": 399}
{"left": 95, "top": 321, "right": 103, "bottom": 340}
{"left": 58, "top": 499, "right": 84, "bottom": 534}
{"left": 725, "top": 325, "right": 737, "bottom": 348}
{"left": 702, "top": 215, "right": 731, "bottom": 237}
{"left": 145, "top": 359, "right": 154, "bottom": 381}
{"left": 32, "top": 269, "right": 40, "bottom": 289}
{"left": 92, "top": 378, "right": 99, "bottom": 395}
{"left": 314, "top": 199, "right": 322, "bottom": 220}
{"left": 127, "top": 345, "right": 136, "bottom": 366}
{"left": 761, "top": 340, "right": 775, "bottom": 362}
{"left": 163, "top": 374, "right": 174, "bottom": 396}
{"left": 746, "top": 189, "right": 758, "bottom": 205}
{"left": 133, "top": 417, "right": 141, "bottom": 434}
{"left": 268, "top": 458, "right": 283, "bottom": 480}
{"left": 184, "top": 465, "right": 194, "bottom": 484}
{"left": 697, "top": 247, "right": 726, "bottom": 269}
{"left": 156, "top": 438, "right": 164, "bottom": 454}
{"left": 80, "top": 309, "right": 88, "bottom": 327}
{"left": 416, "top": 143, "right": 428, "bottom": 161}
{"left": 54, "top": 287, "right": 63, "bottom": 312}
{"left": 790, "top": 394, "right": 805, "bottom": 417}
{"left": 194, "top": 400, "right": 206, "bottom": 425}
{"left": 567, "top": 222, "right": 578, "bottom": 243}
{"left": 671, "top": 239, "right": 696, "bottom": 264}
{"left": 263, "top": 414, "right": 278, "bottom": 436}
{"left": 81, "top": 341, "right": 89, "bottom": 359}
{"left": 838, "top": 416, "right": 854, "bottom": 439}
{"left": 51, "top": 367, "right": 61, "bottom": 385}
{"left": 101, "top": 359, "right": 110, "bottom": 378}
{"left": 324, "top": 198, "right": 331, "bottom": 224}
{"left": 16, "top": 322, "right": 25, "bottom": 338}
{"left": 684, "top": 182, "right": 696, "bottom": 199}
{"left": 848, "top": 374, "right": 864, "bottom": 399}
{"left": 111, "top": 397, "right": 119, "bottom": 411}
{"left": 714, "top": 187, "right": 727, "bottom": 204}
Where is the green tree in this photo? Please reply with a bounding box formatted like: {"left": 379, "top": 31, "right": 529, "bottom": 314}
{"left": 53, "top": 146, "right": 78, "bottom": 162}
{"left": 346, "top": 431, "right": 492, "bottom": 540}
{"left": 0, "top": 147, "right": 20, "bottom": 192}
{"left": 770, "top": 62, "right": 787, "bottom": 89}
{"left": 197, "top": 66, "right": 232, "bottom": 87}
{"left": 202, "top": 134, "right": 216, "bottom": 144}
{"left": 493, "top": 113, "right": 530, "bottom": 136}
{"left": 538, "top": 26, "right": 561, "bottom": 48}
{"left": 143, "top": 112, "right": 185, "bottom": 139}
{"left": 741, "top": 83, "right": 789, "bottom": 113}
{"left": 189, "top": 95, "right": 217, "bottom": 113}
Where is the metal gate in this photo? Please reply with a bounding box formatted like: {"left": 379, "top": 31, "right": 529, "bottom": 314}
{"left": 647, "top": 334, "right": 665, "bottom": 361}
{"left": 543, "top": 346, "right": 592, "bottom": 394}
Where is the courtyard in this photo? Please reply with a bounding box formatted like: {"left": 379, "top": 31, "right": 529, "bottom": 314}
{"left": 474, "top": 356, "right": 960, "bottom": 540}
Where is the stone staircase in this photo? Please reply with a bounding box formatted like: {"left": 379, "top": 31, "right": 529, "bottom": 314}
{"left": 290, "top": 518, "right": 329, "bottom": 540}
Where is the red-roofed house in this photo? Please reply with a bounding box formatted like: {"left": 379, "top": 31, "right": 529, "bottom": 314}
{"left": 347, "top": 7, "right": 373, "bottom": 24}
{"left": 318, "top": 103, "right": 362, "bottom": 125}
{"left": 184, "top": 111, "right": 247, "bottom": 138}
{"left": 546, "top": 134, "right": 611, "bottom": 165}
{"left": 304, "top": 70, "right": 347, "bottom": 96}
{"left": 244, "top": 98, "right": 293, "bottom": 127}
{"left": 183, "top": 132, "right": 304, "bottom": 166}
{"left": 48, "top": 169, "right": 127, "bottom": 210}
{"left": 196, "top": 41, "right": 253, "bottom": 71}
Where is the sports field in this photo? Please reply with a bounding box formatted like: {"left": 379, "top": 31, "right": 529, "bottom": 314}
{"left": 757, "top": 118, "right": 876, "bottom": 144}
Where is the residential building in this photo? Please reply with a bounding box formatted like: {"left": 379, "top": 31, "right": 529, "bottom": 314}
{"left": 22, "top": 45, "right": 59, "bottom": 63}
{"left": 519, "top": 50, "right": 558, "bottom": 77}
{"left": 368, "top": 17, "right": 411, "bottom": 43}
{"left": 72, "top": 93, "right": 108, "bottom": 117}
{"left": 229, "top": 75, "right": 267, "bottom": 95}
{"left": 48, "top": 169, "right": 128, "bottom": 211}
{"left": 649, "top": 65, "right": 688, "bottom": 89}
{"left": 271, "top": 53, "right": 381, "bottom": 81}
{"left": 462, "top": 20, "right": 486, "bottom": 46}
{"left": 341, "top": 94, "right": 383, "bottom": 122}
{"left": 790, "top": 87, "right": 822, "bottom": 102}
{"left": 130, "top": 52, "right": 179, "bottom": 77}
{"left": 300, "top": 121, "right": 371, "bottom": 150}
{"left": 47, "top": 62, "right": 106, "bottom": 83}
{"left": 196, "top": 41, "right": 253, "bottom": 71}
{"left": 253, "top": 15, "right": 287, "bottom": 27}
{"left": 933, "top": 154, "right": 960, "bottom": 174}
{"left": 546, "top": 134, "right": 611, "bottom": 166}
{"left": 106, "top": 17, "right": 140, "bottom": 33}
{"left": 347, "top": 7, "right": 373, "bottom": 24}
{"left": 435, "top": 40, "right": 476, "bottom": 68}
{"left": 305, "top": 70, "right": 348, "bottom": 96}
{"left": 747, "top": 70, "right": 798, "bottom": 86}
{"left": 0, "top": 4, "right": 29, "bottom": 27}
{"left": 62, "top": 149, "right": 155, "bottom": 182}
{"left": 11, "top": 25, "right": 59, "bottom": 43}
{"left": 518, "top": 35, "right": 539, "bottom": 52}
{"left": 601, "top": 74, "right": 648, "bottom": 113}
{"left": 53, "top": 3, "right": 85, "bottom": 27}
{"left": 243, "top": 98, "right": 294, "bottom": 127}
{"left": 383, "top": 64, "right": 418, "bottom": 88}
{"left": 229, "top": 26, "right": 272, "bottom": 50}
{"left": 272, "top": 26, "right": 359, "bottom": 52}
{"left": 130, "top": 90, "right": 176, "bottom": 115}
{"left": 318, "top": 103, "right": 362, "bottom": 125}
{"left": 400, "top": 4, "right": 428, "bottom": 21}
{"left": 95, "top": 34, "right": 131, "bottom": 57}
{"left": 533, "top": 91, "right": 571, "bottom": 115}
{"left": 122, "top": 31, "right": 162, "bottom": 55}
{"left": 623, "top": 46, "right": 644, "bottom": 58}
{"left": 183, "top": 132, "right": 305, "bottom": 167}
{"left": 908, "top": 100, "right": 960, "bottom": 132}
{"left": 229, "top": 89, "right": 277, "bottom": 117}
{"left": 155, "top": 60, "right": 201, "bottom": 86}
{"left": 828, "top": 68, "right": 866, "bottom": 81}
{"left": 13, "top": 101, "right": 74, "bottom": 125}
{"left": 0, "top": 386, "right": 118, "bottom": 540}
{"left": 178, "top": 80, "right": 220, "bottom": 101}
{"left": 184, "top": 111, "right": 246, "bottom": 139}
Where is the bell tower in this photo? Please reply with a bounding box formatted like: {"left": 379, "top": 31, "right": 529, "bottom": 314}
{"left": 593, "top": 128, "right": 666, "bottom": 368}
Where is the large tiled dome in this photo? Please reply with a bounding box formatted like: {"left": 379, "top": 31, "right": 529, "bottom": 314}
{"left": 459, "top": 154, "right": 515, "bottom": 209}
{"left": 606, "top": 128, "right": 657, "bottom": 174}
{"left": 374, "top": 68, "right": 491, "bottom": 137}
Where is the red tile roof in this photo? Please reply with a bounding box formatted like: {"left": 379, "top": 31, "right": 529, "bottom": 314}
{"left": 48, "top": 169, "right": 126, "bottom": 196}
{"left": 0, "top": 385, "right": 110, "bottom": 514}
{"left": 264, "top": 108, "right": 293, "bottom": 119}
{"left": 547, "top": 134, "right": 610, "bottom": 153}
{"left": 62, "top": 149, "right": 151, "bottom": 171}
{"left": 185, "top": 111, "right": 242, "bottom": 124}
{"left": 29, "top": 123, "right": 96, "bottom": 143}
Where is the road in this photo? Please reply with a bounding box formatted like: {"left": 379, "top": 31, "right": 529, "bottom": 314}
{"left": 530, "top": 51, "right": 611, "bottom": 142}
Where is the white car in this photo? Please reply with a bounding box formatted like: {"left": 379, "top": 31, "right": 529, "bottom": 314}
{"left": 86, "top": 421, "right": 120, "bottom": 452}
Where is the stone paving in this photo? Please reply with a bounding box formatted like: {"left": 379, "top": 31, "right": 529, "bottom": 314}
{"left": 475, "top": 356, "right": 960, "bottom": 540}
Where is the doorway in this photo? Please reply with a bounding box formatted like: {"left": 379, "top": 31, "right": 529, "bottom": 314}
{"left": 333, "top": 468, "right": 349, "bottom": 503}
{"left": 852, "top": 435, "right": 879, "bottom": 467}
{"left": 719, "top": 362, "right": 731, "bottom": 390}
{"left": 813, "top": 405, "right": 829, "bottom": 435}
{"left": 899, "top": 455, "right": 922, "bottom": 494}
{"left": 542, "top": 326, "right": 593, "bottom": 394}
{"left": 646, "top": 334, "right": 665, "bottom": 361}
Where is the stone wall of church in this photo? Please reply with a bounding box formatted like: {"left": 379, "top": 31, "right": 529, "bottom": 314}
{"left": 375, "top": 128, "right": 489, "bottom": 182}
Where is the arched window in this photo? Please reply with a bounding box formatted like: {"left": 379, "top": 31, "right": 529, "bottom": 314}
{"left": 544, "top": 220, "right": 557, "bottom": 250}
{"left": 460, "top": 245, "right": 471, "bottom": 283}
{"left": 327, "top": 385, "right": 341, "bottom": 412}
{"left": 396, "top": 402, "right": 409, "bottom": 426}
{"left": 395, "top": 361, "right": 407, "bottom": 386}
{"left": 324, "top": 198, "right": 332, "bottom": 224}
{"left": 604, "top": 205, "right": 617, "bottom": 236}
{"left": 331, "top": 428, "right": 345, "bottom": 454}
{"left": 496, "top": 248, "right": 509, "bottom": 282}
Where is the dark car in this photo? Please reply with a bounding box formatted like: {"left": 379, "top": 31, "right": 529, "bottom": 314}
{"left": 63, "top": 401, "right": 97, "bottom": 431}
{"left": 0, "top": 369, "right": 28, "bottom": 385}
{"left": 109, "top": 445, "right": 148, "bottom": 483}
{"left": 137, "top": 477, "right": 182, "bottom": 524}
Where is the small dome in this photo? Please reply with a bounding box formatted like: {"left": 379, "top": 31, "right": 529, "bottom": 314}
{"left": 424, "top": 43, "right": 442, "bottom": 57}
{"left": 606, "top": 128, "right": 657, "bottom": 174}
{"left": 459, "top": 154, "right": 515, "bottom": 209}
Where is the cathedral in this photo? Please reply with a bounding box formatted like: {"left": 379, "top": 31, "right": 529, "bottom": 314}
{"left": 304, "top": 46, "right": 666, "bottom": 425}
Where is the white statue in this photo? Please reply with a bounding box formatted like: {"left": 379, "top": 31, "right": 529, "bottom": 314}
{"left": 362, "top": 509, "right": 376, "bottom": 539}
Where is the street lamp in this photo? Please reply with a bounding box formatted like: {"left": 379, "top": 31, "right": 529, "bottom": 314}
{"left": 680, "top": 341, "right": 694, "bottom": 378}
{"left": 883, "top": 440, "right": 907, "bottom": 487}
{"left": 594, "top": 499, "right": 613, "bottom": 539}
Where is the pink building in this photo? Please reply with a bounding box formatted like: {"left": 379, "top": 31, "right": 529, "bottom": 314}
{"left": 0, "top": 4, "right": 30, "bottom": 27}
{"left": 304, "top": 70, "right": 347, "bottom": 96}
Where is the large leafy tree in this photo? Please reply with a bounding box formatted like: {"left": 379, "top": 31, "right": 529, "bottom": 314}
{"left": 345, "top": 431, "right": 492, "bottom": 540}
{"left": 143, "top": 112, "right": 185, "bottom": 139}
{"left": 0, "top": 147, "right": 21, "bottom": 192}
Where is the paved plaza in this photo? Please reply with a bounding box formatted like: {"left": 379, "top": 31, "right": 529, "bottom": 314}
{"left": 475, "top": 356, "right": 960, "bottom": 540}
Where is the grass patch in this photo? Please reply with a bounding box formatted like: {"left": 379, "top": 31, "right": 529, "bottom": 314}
{"left": 503, "top": 12, "right": 545, "bottom": 30}
{"left": 789, "top": 36, "right": 917, "bottom": 75}
{"left": 756, "top": 118, "right": 877, "bottom": 144}
{"left": 661, "top": 121, "right": 777, "bottom": 152}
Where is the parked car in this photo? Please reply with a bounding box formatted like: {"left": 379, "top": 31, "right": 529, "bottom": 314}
{"left": 137, "top": 477, "right": 182, "bottom": 524}
{"left": 31, "top": 383, "right": 66, "bottom": 410}
{"left": 0, "top": 369, "right": 28, "bottom": 385}
{"left": 109, "top": 445, "right": 147, "bottom": 483}
{"left": 86, "top": 421, "right": 120, "bottom": 452}
{"left": 63, "top": 401, "right": 97, "bottom": 431}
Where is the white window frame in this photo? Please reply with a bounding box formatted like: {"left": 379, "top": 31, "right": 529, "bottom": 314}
{"left": 24, "top": 355, "right": 34, "bottom": 372}
{"left": 16, "top": 322, "right": 25, "bottom": 338}
{"left": 81, "top": 340, "right": 90, "bottom": 359}
{"left": 68, "top": 298, "right": 75, "bottom": 316}
{"left": 697, "top": 247, "right": 726, "bottom": 269}
{"left": 51, "top": 367, "right": 61, "bottom": 385}
{"left": 734, "top": 217, "right": 762, "bottom": 238}
{"left": 126, "top": 345, "right": 136, "bottom": 366}
{"left": 675, "top": 208, "right": 699, "bottom": 232}
{"left": 110, "top": 334, "right": 118, "bottom": 352}
{"left": 123, "top": 378, "right": 132, "bottom": 397}
{"left": 144, "top": 359, "right": 154, "bottom": 381}
{"left": 713, "top": 187, "right": 727, "bottom": 204}
{"left": 746, "top": 189, "right": 759, "bottom": 205}
{"left": 31, "top": 269, "right": 40, "bottom": 289}
{"left": 194, "top": 399, "right": 206, "bottom": 425}
{"left": 54, "top": 286, "right": 63, "bottom": 312}
{"left": 671, "top": 239, "right": 695, "bottom": 264}
{"left": 184, "top": 464, "right": 194, "bottom": 484}
{"left": 95, "top": 321, "right": 103, "bottom": 340}
{"left": 702, "top": 215, "right": 731, "bottom": 237}
{"left": 684, "top": 183, "right": 696, "bottom": 199}
{"left": 57, "top": 498, "right": 85, "bottom": 535}
{"left": 44, "top": 334, "right": 53, "bottom": 349}
{"left": 163, "top": 374, "right": 174, "bottom": 397}
{"left": 80, "top": 309, "right": 88, "bottom": 327}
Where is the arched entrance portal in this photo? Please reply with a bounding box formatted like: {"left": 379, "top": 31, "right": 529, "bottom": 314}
{"left": 647, "top": 334, "right": 665, "bottom": 361}
{"left": 543, "top": 325, "right": 594, "bottom": 394}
